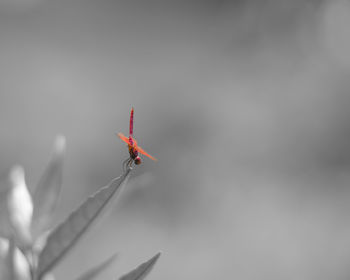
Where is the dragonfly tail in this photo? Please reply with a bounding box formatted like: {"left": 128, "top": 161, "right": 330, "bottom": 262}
{"left": 129, "top": 107, "right": 134, "bottom": 137}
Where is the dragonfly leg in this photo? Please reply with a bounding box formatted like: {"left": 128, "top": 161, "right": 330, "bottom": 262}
{"left": 122, "top": 157, "right": 131, "bottom": 172}
{"left": 127, "top": 158, "right": 133, "bottom": 168}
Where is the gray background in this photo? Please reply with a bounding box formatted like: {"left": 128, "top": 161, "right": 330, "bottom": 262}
{"left": 1, "top": 0, "right": 350, "bottom": 279}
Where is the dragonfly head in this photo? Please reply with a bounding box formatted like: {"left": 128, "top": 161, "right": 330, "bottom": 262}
{"left": 134, "top": 156, "right": 141, "bottom": 165}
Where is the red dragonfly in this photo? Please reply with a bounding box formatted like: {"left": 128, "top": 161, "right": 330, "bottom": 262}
{"left": 118, "top": 107, "right": 157, "bottom": 167}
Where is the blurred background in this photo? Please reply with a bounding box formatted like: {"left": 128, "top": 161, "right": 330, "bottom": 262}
{"left": 1, "top": 0, "right": 350, "bottom": 279}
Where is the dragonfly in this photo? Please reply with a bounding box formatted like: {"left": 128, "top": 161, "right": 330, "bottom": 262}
{"left": 117, "top": 107, "right": 157, "bottom": 167}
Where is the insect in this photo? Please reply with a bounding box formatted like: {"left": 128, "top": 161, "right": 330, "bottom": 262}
{"left": 118, "top": 107, "right": 157, "bottom": 167}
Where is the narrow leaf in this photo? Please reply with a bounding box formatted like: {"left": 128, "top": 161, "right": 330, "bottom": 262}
{"left": 75, "top": 254, "right": 117, "bottom": 280}
{"left": 0, "top": 189, "right": 12, "bottom": 240}
{"left": 32, "top": 229, "right": 51, "bottom": 255}
{"left": 41, "top": 273, "right": 55, "bottom": 280}
{"left": 4, "top": 238, "right": 15, "bottom": 280}
{"left": 32, "top": 135, "right": 66, "bottom": 238}
{"left": 0, "top": 238, "right": 30, "bottom": 280}
{"left": 37, "top": 168, "right": 131, "bottom": 278}
{"left": 119, "top": 252, "right": 161, "bottom": 280}
{"left": 7, "top": 166, "right": 33, "bottom": 248}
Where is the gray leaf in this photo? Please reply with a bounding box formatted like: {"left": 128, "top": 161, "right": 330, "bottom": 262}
{"left": 37, "top": 167, "right": 131, "bottom": 278}
{"left": 75, "top": 254, "right": 117, "bottom": 280}
{"left": 31, "top": 135, "right": 66, "bottom": 238}
{"left": 4, "top": 238, "right": 15, "bottom": 280}
{"left": 7, "top": 166, "right": 33, "bottom": 249}
{"left": 119, "top": 252, "right": 161, "bottom": 280}
{"left": 1, "top": 238, "right": 30, "bottom": 280}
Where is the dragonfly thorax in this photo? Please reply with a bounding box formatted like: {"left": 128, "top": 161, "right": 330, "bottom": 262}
{"left": 128, "top": 145, "right": 138, "bottom": 158}
{"left": 128, "top": 144, "right": 142, "bottom": 165}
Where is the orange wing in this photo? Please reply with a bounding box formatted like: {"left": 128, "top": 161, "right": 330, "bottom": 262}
{"left": 135, "top": 145, "right": 157, "bottom": 161}
{"left": 117, "top": 133, "right": 130, "bottom": 145}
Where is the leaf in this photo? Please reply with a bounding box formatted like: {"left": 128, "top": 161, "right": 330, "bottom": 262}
{"left": 0, "top": 237, "right": 9, "bottom": 262}
{"left": 12, "top": 242, "right": 31, "bottom": 280}
{"left": 4, "top": 238, "right": 15, "bottom": 280}
{"left": 41, "top": 273, "right": 55, "bottom": 280}
{"left": 32, "top": 229, "right": 51, "bottom": 255}
{"left": 32, "top": 135, "right": 66, "bottom": 238}
{"left": 119, "top": 252, "right": 161, "bottom": 280}
{"left": 37, "top": 168, "right": 132, "bottom": 278}
{"left": 7, "top": 166, "right": 33, "bottom": 248}
{"left": 0, "top": 188, "right": 12, "bottom": 240}
{"left": 75, "top": 254, "right": 117, "bottom": 280}
{"left": 0, "top": 238, "right": 30, "bottom": 280}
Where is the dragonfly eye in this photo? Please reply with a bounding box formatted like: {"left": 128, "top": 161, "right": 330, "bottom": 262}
{"left": 134, "top": 156, "right": 141, "bottom": 165}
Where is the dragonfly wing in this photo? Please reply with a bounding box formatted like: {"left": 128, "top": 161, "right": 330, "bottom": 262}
{"left": 117, "top": 133, "right": 130, "bottom": 145}
{"left": 135, "top": 145, "right": 157, "bottom": 161}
